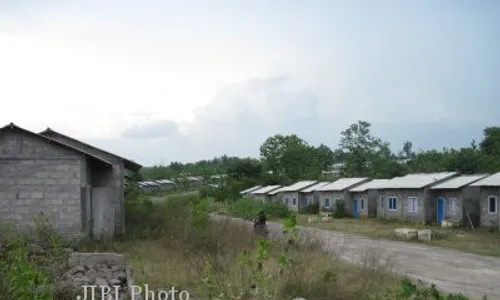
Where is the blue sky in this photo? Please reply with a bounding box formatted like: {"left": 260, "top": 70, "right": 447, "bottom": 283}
{"left": 1, "top": 1, "right": 499, "bottom": 165}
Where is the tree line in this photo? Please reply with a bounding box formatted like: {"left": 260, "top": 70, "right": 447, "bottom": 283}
{"left": 139, "top": 120, "right": 500, "bottom": 186}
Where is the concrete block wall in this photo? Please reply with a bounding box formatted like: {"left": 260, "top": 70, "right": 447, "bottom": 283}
{"left": 379, "top": 189, "right": 426, "bottom": 221}
{"left": 39, "top": 131, "right": 126, "bottom": 235}
{"left": 0, "top": 131, "right": 84, "bottom": 234}
{"left": 479, "top": 186, "right": 500, "bottom": 227}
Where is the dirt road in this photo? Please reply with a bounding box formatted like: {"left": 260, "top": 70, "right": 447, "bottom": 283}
{"left": 212, "top": 214, "right": 500, "bottom": 299}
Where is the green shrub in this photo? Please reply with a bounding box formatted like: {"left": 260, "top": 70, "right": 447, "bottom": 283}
{"left": 228, "top": 198, "right": 291, "bottom": 220}
{"left": 333, "top": 201, "right": 347, "bottom": 218}
{"left": 300, "top": 202, "right": 319, "bottom": 214}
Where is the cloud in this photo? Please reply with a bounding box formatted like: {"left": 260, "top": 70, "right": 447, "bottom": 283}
{"left": 121, "top": 121, "right": 180, "bottom": 139}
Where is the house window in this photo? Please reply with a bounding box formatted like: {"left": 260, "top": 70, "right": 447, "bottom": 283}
{"left": 285, "top": 198, "right": 290, "bottom": 205}
{"left": 380, "top": 196, "right": 384, "bottom": 208}
{"left": 448, "top": 198, "right": 457, "bottom": 215}
{"left": 388, "top": 197, "right": 397, "bottom": 211}
{"left": 324, "top": 198, "right": 331, "bottom": 207}
{"left": 360, "top": 198, "right": 365, "bottom": 210}
{"left": 488, "top": 196, "right": 497, "bottom": 214}
{"left": 292, "top": 198, "right": 297, "bottom": 205}
{"left": 407, "top": 197, "right": 418, "bottom": 212}
{"left": 307, "top": 197, "right": 312, "bottom": 205}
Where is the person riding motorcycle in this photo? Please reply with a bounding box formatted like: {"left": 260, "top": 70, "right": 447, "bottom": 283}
{"left": 253, "top": 210, "right": 268, "bottom": 237}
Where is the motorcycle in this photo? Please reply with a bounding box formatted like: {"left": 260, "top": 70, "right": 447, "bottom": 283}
{"left": 252, "top": 218, "right": 269, "bottom": 238}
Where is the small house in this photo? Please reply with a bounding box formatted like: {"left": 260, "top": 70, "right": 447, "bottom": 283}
{"left": 1, "top": 123, "right": 142, "bottom": 238}
{"left": 276, "top": 181, "right": 318, "bottom": 211}
{"left": 469, "top": 172, "right": 500, "bottom": 228}
{"left": 239, "top": 185, "right": 262, "bottom": 196}
{"left": 316, "top": 178, "right": 370, "bottom": 214}
{"left": 155, "top": 179, "right": 177, "bottom": 190}
{"left": 378, "top": 172, "right": 458, "bottom": 222}
{"left": 429, "top": 174, "right": 488, "bottom": 226}
{"left": 349, "top": 179, "right": 390, "bottom": 218}
{"left": 301, "top": 182, "right": 331, "bottom": 206}
{"left": 249, "top": 185, "right": 281, "bottom": 202}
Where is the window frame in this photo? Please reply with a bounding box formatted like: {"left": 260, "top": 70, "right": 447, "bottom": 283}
{"left": 324, "top": 198, "right": 331, "bottom": 208}
{"left": 380, "top": 196, "right": 384, "bottom": 208}
{"left": 407, "top": 196, "right": 419, "bottom": 213}
{"left": 360, "top": 198, "right": 365, "bottom": 210}
{"left": 488, "top": 195, "right": 497, "bottom": 214}
{"left": 388, "top": 196, "right": 398, "bottom": 211}
{"left": 292, "top": 197, "right": 297, "bottom": 205}
{"left": 448, "top": 198, "right": 457, "bottom": 215}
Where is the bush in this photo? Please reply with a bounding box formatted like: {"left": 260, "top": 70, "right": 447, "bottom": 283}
{"left": 300, "top": 202, "right": 319, "bottom": 214}
{"left": 333, "top": 201, "right": 347, "bottom": 218}
{"left": 228, "top": 198, "right": 291, "bottom": 220}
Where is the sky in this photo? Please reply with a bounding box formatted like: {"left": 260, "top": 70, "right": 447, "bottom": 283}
{"left": 1, "top": 0, "right": 499, "bottom": 166}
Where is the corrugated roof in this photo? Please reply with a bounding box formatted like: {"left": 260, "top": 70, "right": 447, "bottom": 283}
{"left": 275, "top": 180, "right": 318, "bottom": 193}
{"left": 317, "top": 178, "right": 369, "bottom": 192}
{"left": 349, "top": 179, "right": 391, "bottom": 192}
{"left": 251, "top": 185, "right": 281, "bottom": 194}
{"left": 381, "top": 172, "right": 458, "bottom": 189}
{"left": 301, "top": 181, "right": 331, "bottom": 193}
{"left": 430, "top": 174, "right": 489, "bottom": 189}
{"left": 469, "top": 172, "right": 500, "bottom": 187}
{"left": 240, "top": 185, "right": 262, "bottom": 194}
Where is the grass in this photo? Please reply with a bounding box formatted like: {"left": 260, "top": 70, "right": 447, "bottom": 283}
{"left": 0, "top": 192, "right": 475, "bottom": 299}
{"left": 293, "top": 214, "right": 500, "bottom": 257}
{"left": 80, "top": 195, "right": 404, "bottom": 300}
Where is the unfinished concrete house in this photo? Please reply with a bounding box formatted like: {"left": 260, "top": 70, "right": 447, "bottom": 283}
{"left": 0, "top": 123, "right": 142, "bottom": 238}
{"left": 429, "top": 174, "right": 488, "bottom": 226}
{"left": 349, "top": 179, "right": 390, "bottom": 218}
{"left": 469, "top": 172, "right": 500, "bottom": 228}
{"left": 301, "top": 181, "right": 330, "bottom": 207}
{"left": 378, "top": 172, "right": 458, "bottom": 222}
{"left": 316, "top": 178, "right": 370, "bottom": 214}
{"left": 249, "top": 185, "right": 281, "bottom": 202}
{"left": 39, "top": 127, "right": 142, "bottom": 236}
{"left": 275, "top": 181, "right": 318, "bottom": 211}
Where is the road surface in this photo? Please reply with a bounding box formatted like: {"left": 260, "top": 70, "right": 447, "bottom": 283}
{"left": 212, "top": 214, "right": 500, "bottom": 299}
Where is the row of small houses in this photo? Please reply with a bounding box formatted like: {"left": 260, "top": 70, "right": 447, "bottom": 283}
{"left": 240, "top": 171, "right": 500, "bottom": 228}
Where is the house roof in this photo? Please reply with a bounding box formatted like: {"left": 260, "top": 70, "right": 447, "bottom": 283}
{"left": 1, "top": 123, "right": 112, "bottom": 168}
{"left": 272, "top": 180, "right": 318, "bottom": 193}
{"left": 239, "top": 185, "right": 262, "bottom": 194}
{"left": 349, "top": 179, "right": 391, "bottom": 192}
{"left": 381, "top": 172, "right": 458, "bottom": 189}
{"left": 39, "top": 128, "right": 142, "bottom": 172}
{"left": 430, "top": 174, "right": 490, "bottom": 189}
{"left": 301, "top": 181, "right": 331, "bottom": 193}
{"left": 469, "top": 172, "right": 500, "bottom": 187}
{"left": 317, "top": 178, "right": 369, "bottom": 192}
{"left": 155, "top": 179, "right": 176, "bottom": 184}
{"left": 250, "top": 185, "right": 281, "bottom": 195}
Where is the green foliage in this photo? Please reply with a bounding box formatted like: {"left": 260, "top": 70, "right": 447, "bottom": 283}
{"left": 228, "top": 198, "right": 291, "bottom": 220}
{"left": 299, "top": 202, "right": 319, "bottom": 214}
{"left": 0, "top": 213, "right": 76, "bottom": 300}
{"left": 333, "top": 201, "right": 347, "bottom": 218}
{"left": 397, "top": 279, "right": 471, "bottom": 300}
{"left": 260, "top": 134, "right": 334, "bottom": 183}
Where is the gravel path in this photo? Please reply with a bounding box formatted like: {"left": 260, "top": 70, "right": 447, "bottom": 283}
{"left": 212, "top": 214, "right": 500, "bottom": 299}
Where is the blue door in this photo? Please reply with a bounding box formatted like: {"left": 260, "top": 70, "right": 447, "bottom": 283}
{"left": 437, "top": 198, "right": 445, "bottom": 225}
{"left": 353, "top": 199, "right": 358, "bottom": 219}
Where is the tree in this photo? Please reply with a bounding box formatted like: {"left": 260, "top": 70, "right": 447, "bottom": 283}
{"left": 338, "top": 120, "right": 396, "bottom": 177}
{"left": 480, "top": 127, "right": 500, "bottom": 157}
{"left": 259, "top": 134, "right": 331, "bottom": 183}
